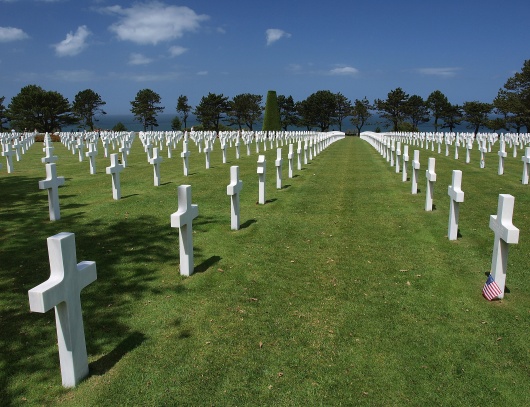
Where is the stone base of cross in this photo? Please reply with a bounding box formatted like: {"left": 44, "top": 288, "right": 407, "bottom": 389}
{"left": 28, "top": 232, "right": 96, "bottom": 388}
{"left": 170, "top": 185, "right": 199, "bottom": 276}
{"left": 488, "top": 194, "right": 519, "bottom": 299}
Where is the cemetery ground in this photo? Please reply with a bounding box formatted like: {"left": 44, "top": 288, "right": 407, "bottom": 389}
{"left": 1, "top": 135, "right": 529, "bottom": 406}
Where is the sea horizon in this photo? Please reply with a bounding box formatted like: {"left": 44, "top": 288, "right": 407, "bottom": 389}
{"left": 62, "top": 113, "right": 485, "bottom": 134}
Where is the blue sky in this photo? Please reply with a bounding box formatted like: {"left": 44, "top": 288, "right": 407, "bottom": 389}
{"left": 1, "top": 0, "right": 529, "bottom": 114}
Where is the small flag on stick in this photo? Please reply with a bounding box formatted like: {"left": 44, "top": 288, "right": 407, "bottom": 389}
{"left": 483, "top": 274, "right": 502, "bottom": 301}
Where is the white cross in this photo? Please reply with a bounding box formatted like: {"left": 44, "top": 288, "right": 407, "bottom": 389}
{"left": 395, "top": 141, "right": 401, "bottom": 174}
{"left": 85, "top": 143, "right": 97, "bottom": 175}
{"left": 275, "top": 148, "right": 283, "bottom": 189}
{"left": 488, "top": 194, "right": 519, "bottom": 299}
{"left": 106, "top": 153, "right": 124, "bottom": 200}
{"left": 42, "top": 146, "right": 58, "bottom": 164}
{"left": 402, "top": 144, "right": 409, "bottom": 182}
{"left": 454, "top": 139, "right": 460, "bottom": 160}
{"left": 181, "top": 138, "right": 190, "bottom": 176}
{"left": 227, "top": 165, "right": 243, "bottom": 230}
{"left": 498, "top": 139, "right": 507, "bottom": 175}
{"left": 221, "top": 139, "right": 227, "bottom": 164}
{"left": 204, "top": 140, "right": 211, "bottom": 169}
{"left": 425, "top": 157, "right": 437, "bottom": 211}
{"left": 144, "top": 142, "right": 153, "bottom": 162}
{"left": 170, "top": 185, "right": 199, "bottom": 276}
{"left": 447, "top": 170, "right": 464, "bottom": 240}
{"left": 411, "top": 150, "right": 420, "bottom": 194}
{"left": 2, "top": 143, "right": 15, "bottom": 173}
{"left": 257, "top": 155, "right": 266, "bottom": 204}
{"left": 521, "top": 147, "right": 530, "bottom": 185}
{"left": 119, "top": 144, "right": 130, "bottom": 168}
{"left": 297, "top": 140, "right": 302, "bottom": 170}
{"left": 288, "top": 143, "right": 294, "bottom": 178}
{"left": 77, "top": 139, "right": 84, "bottom": 162}
{"left": 480, "top": 140, "right": 487, "bottom": 168}
{"left": 149, "top": 147, "right": 163, "bottom": 186}
{"left": 39, "top": 163, "right": 65, "bottom": 221}
{"left": 28, "top": 232, "right": 96, "bottom": 387}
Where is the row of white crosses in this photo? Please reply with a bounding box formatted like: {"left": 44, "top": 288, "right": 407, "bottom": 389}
{"left": 28, "top": 131, "right": 345, "bottom": 388}
{"left": 365, "top": 131, "right": 530, "bottom": 184}
{"left": 1, "top": 131, "right": 37, "bottom": 173}
{"left": 361, "top": 131, "right": 520, "bottom": 301}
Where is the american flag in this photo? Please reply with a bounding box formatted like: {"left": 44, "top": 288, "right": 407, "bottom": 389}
{"left": 483, "top": 274, "right": 502, "bottom": 301}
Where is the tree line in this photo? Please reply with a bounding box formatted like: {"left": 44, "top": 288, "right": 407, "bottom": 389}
{"left": 2, "top": 60, "right": 529, "bottom": 134}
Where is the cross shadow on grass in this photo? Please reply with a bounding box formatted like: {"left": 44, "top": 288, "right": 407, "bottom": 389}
{"left": 89, "top": 331, "right": 146, "bottom": 376}
{"left": 194, "top": 255, "right": 222, "bottom": 274}
{"left": 240, "top": 219, "right": 257, "bottom": 229}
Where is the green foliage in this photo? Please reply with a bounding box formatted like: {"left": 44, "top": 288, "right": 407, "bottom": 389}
{"left": 334, "top": 92, "right": 353, "bottom": 131}
{"left": 7, "top": 84, "right": 75, "bottom": 132}
{"left": 0, "top": 96, "right": 8, "bottom": 131}
{"left": 501, "top": 59, "right": 530, "bottom": 131}
{"left": 262, "top": 90, "right": 281, "bottom": 131}
{"left": 72, "top": 89, "right": 107, "bottom": 131}
{"left": 350, "top": 97, "right": 372, "bottom": 134}
{"left": 297, "top": 90, "right": 338, "bottom": 131}
{"left": 226, "top": 93, "right": 263, "bottom": 131}
{"left": 176, "top": 95, "right": 191, "bottom": 129}
{"left": 462, "top": 101, "right": 492, "bottom": 135}
{"left": 405, "top": 95, "right": 429, "bottom": 130}
{"left": 130, "top": 89, "right": 164, "bottom": 131}
{"left": 441, "top": 104, "right": 463, "bottom": 132}
{"left": 277, "top": 95, "right": 298, "bottom": 130}
{"left": 112, "top": 122, "right": 127, "bottom": 132}
{"left": 194, "top": 92, "right": 230, "bottom": 132}
{"left": 171, "top": 116, "right": 182, "bottom": 131}
{"left": 374, "top": 87, "right": 409, "bottom": 131}
{"left": 426, "top": 90, "right": 450, "bottom": 131}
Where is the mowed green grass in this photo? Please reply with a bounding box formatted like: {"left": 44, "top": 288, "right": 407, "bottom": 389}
{"left": 0, "top": 134, "right": 528, "bottom": 406}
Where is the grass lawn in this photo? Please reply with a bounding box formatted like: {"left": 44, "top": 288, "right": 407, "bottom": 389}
{"left": 1, "top": 134, "right": 529, "bottom": 406}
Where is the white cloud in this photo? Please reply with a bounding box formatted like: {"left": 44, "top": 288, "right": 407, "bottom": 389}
{"left": 196, "top": 71, "right": 208, "bottom": 75}
{"left": 0, "top": 26, "right": 29, "bottom": 42}
{"left": 53, "top": 25, "right": 90, "bottom": 56}
{"left": 416, "top": 67, "right": 461, "bottom": 77}
{"left": 128, "top": 53, "right": 153, "bottom": 65}
{"left": 168, "top": 45, "right": 187, "bottom": 57}
{"left": 104, "top": 2, "right": 209, "bottom": 45}
{"left": 329, "top": 66, "right": 359, "bottom": 76}
{"left": 266, "top": 28, "right": 291, "bottom": 46}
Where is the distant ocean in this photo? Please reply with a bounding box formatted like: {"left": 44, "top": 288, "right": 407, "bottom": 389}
{"left": 63, "top": 113, "right": 475, "bottom": 133}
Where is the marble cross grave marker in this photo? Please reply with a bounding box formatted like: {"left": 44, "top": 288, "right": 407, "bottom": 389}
{"left": 411, "top": 150, "right": 420, "bottom": 194}
{"left": 288, "top": 143, "right": 294, "bottom": 178}
{"left": 402, "top": 145, "right": 409, "bottom": 182}
{"left": 2, "top": 143, "right": 15, "bottom": 173}
{"left": 521, "top": 146, "right": 530, "bottom": 185}
{"left": 498, "top": 139, "right": 507, "bottom": 175}
{"left": 447, "top": 170, "right": 464, "bottom": 240}
{"left": 257, "top": 155, "right": 266, "bottom": 204}
{"left": 487, "top": 194, "right": 519, "bottom": 300}
{"left": 39, "top": 163, "right": 65, "bottom": 221}
{"left": 28, "top": 232, "right": 97, "bottom": 387}
{"left": 275, "top": 148, "right": 283, "bottom": 189}
{"left": 227, "top": 165, "right": 243, "bottom": 230}
{"left": 149, "top": 147, "right": 163, "bottom": 186}
{"left": 170, "top": 185, "right": 199, "bottom": 276}
{"left": 106, "top": 153, "right": 124, "bottom": 200}
{"left": 181, "top": 137, "right": 190, "bottom": 176}
{"left": 425, "top": 157, "right": 437, "bottom": 211}
{"left": 85, "top": 143, "right": 97, "bottom": 175}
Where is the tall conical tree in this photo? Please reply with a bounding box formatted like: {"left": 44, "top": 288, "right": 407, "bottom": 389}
{"left": 262, "top": 90, "right": 281, "bottom": 131}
